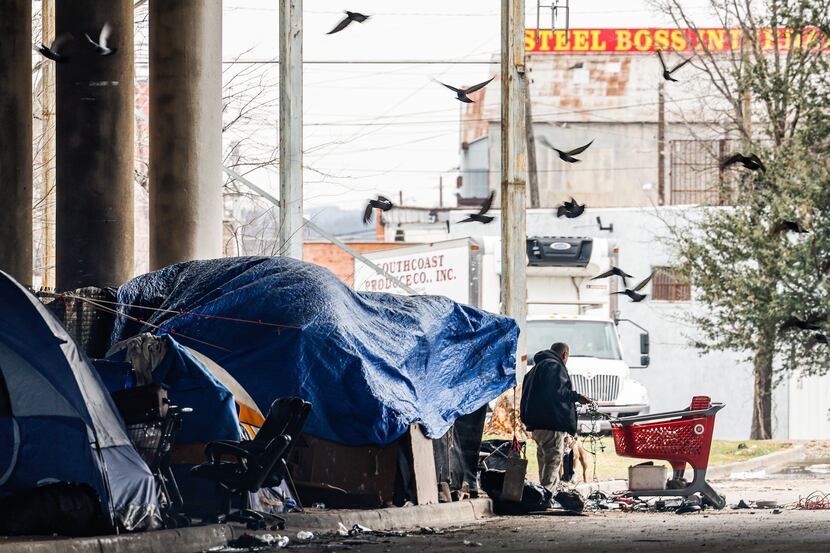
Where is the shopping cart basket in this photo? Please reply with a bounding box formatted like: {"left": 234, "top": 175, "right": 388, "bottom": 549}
{"left": 611, "top": 396, "right": 726, "bottom": 509}
{"left": 126, "top": 406, "right": 192, "bottom": 527}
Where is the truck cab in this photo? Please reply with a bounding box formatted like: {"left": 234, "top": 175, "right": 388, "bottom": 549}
{"left": 518, "top": 236, "right": 651, "bottom": 431}
{"left": 526, "top": 315, "right": 649, "bottom": 432}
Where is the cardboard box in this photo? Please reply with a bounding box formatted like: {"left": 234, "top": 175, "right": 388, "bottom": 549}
{"left": 628, "top": 464, "right": 668, "bottom": 491}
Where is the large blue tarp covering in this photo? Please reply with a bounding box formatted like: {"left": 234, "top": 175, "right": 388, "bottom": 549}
{"left": 110, "top": 257, "right": 518, "bottom": 446}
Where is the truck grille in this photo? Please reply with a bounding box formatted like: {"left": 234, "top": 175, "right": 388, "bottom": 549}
{"left": 571, "top": 374, "right": 620, "bottom": 402}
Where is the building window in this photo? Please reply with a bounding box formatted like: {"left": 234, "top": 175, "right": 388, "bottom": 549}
{"left": 651, "top": 267, "right": 691, "bottom": 302}
{"left": 670, "top": 139, "right": 735, "bottom": 206}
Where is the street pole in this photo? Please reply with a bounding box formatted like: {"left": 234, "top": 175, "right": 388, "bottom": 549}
{"left": 42, "top": 0, "right": 56, "bottom": 288}
{"left": 657, "top": 80, "right": 666, "bottom": 205}
{"left": 279, "top": 0, "right": 304, "bottom": 259}
{"left": 501, "top": 0, "right": 528, "bottom": 380}
{"left": 525, "top": 77, "right": 540, "bottom": 209}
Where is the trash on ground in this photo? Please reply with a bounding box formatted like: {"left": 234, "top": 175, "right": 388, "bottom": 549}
{"left": 225, "top": 534, "right": 289, "bottom": 551}
{"left": 796, "top": 491, "right": 830, "bottom": 510}
{"left": 463, "top": 539, "right": 483, "bottom": 547}
{"left": 296, "top": 530, "right": 314, "bottom": 541}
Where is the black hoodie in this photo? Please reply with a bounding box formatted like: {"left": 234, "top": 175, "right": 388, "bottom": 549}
{"left": 519, "top": 349, "right": 580, "bottom": 434}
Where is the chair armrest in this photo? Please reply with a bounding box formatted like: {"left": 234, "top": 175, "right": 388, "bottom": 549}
{"left": 205, "top": 441, "right": 257, "bottom": 463}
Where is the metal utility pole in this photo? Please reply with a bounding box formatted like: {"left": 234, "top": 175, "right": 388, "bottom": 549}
{"left": 0, "top": 0, "right": 33, "bottom": 286}
{"left": 525, "top": 78, "right": 540, "bottom": 208}
{"left": 279, "top": 0, "right": 304, "bottom": 259}
{"left": 657, "top": 81, "right": 666, "bottom": 205}
{"left": 41, "top": 0, "right": 56, "bottom": 288}
{"left": 501, "top": 0, "right": 528, "bottom": 380}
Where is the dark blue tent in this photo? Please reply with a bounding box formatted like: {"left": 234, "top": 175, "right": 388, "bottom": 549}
{"left": 110, "top": 257, "right": 518, "bottom": 446}
{"left": 0, "top": 271, "right": 159, "bottom": 531}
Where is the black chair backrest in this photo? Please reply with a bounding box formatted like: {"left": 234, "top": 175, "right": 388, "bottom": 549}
{"left": 280, "top": 400, "right": 312, "bottom": 459}
{"left": 243, "top": 434, "right": 291, "bottom": 493}
{"left": 254, "top": 397, "right": 311, "bottom": 449}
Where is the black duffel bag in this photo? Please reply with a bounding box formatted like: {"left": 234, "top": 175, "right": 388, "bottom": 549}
{"left": 479, "top": 469, "right": 554, "bottom": 515}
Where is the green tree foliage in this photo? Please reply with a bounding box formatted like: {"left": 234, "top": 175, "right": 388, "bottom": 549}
{"left": 658, "top": 0, "right": 830, "bottom": 438}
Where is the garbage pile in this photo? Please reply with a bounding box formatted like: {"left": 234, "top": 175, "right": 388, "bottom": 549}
{"left": 583, "top": 490, "right": 718, "bottom": 515}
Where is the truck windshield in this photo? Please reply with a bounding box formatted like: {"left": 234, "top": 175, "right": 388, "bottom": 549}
{"left": 526, "top": 320, "right": 622, "bottom": 363}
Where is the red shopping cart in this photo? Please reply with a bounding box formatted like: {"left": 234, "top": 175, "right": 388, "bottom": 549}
{"left": 611, "top": 396, "right": 726, "bottom": 509}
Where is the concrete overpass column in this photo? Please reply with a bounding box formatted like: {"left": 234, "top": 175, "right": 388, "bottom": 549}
{"left": 149, "top": 0, "right": 223, "bottom": 269}
{"left": 0, "top": 0, "right": 33, "bottom": 285}
{"left": 55, "top": 0, "right": 134, "bottom": 290}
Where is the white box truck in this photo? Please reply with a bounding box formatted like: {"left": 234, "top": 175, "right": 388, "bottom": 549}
{"left": 353, "top": 236, "right": 650, "bottom": 431}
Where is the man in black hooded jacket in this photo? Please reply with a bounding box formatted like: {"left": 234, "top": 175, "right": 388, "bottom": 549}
{"left": 520, "top": 342, "right": 591, "bottom": 491}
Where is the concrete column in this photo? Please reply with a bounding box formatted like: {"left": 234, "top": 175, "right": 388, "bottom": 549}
{"left": 0, "top": 0, "right": 33, "bottom": 285}
{"left": 149, "top": 0, "right": 223, "bottom": 270}
{"left": 56, "top": 0, "right": 134, "bottom": 290}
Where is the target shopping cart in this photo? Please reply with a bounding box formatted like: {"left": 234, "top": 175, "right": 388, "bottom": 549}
{"left": 611, "top": 396, "right": 726, "bottom": 509}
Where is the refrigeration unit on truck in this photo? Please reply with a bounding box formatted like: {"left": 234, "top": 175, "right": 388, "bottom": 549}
{"left": 353, "top": 236, "right": 650, "bottom": 431}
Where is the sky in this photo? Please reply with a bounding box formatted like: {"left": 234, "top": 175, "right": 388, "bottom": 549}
{"left": 219, "top": 1, "right": 719, "bottom": 213}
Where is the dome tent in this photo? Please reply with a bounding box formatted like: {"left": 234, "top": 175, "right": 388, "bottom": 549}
{"left": 0, "top": 271, "right": 159, "bottom": 531}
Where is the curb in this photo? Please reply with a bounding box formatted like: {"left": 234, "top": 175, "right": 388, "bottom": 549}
{"left": 0, "top": 499, "right": 496, "bottom": 553}
{"left": 705, "top": 444, "right": 806, "bottom": 480}
{"left": 282, "top": 498, "right": 494, "bottom": 533}
{"left": 0, "top": 524, "right": 237, "bottom": 553}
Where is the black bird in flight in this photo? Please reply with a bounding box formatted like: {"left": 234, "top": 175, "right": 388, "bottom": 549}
{"left": 591, "top": 267, "right": 634, "bottom": 287}
{"left": 362, "top": 195, "right": 393, "bottom": 225}
{"left": 720, "top": 153, "right": 766, "bottom": 172}
{"left": 556, "top": 197, "right": 586, "bottom": 219}
{"left": 85, "top": 23, "right": 116, "bottom": 56}
{"left": 540, "top": 136, "right": 594, "bottom": 163}
{"left": 38, "top": 33, "right": 73, "bottom": 63}
{"left": 327, "top": 11, "right": 370, "bottom": 35}
{"left": 771, "top": 219, "right": 809, "bottom": 235}
{"left": 780, "top": 315, "right": 826, "bottom": 333}
{"left": 567, "top": 62, "right": 584, "bottom": 70}
{"left": 459, "top": 191, "right": 495, "bottom": 224}
{"left": 656, "top": 49, "right": 691, "bottom": 82}
{"left": 811, "top": 333, "right": 829, "bottom": 346}
{"left": 437, "top": 77, "right": 496, "bottom": 103}
{"left": 613, "top": 272, "right": 654, "bottom": 303}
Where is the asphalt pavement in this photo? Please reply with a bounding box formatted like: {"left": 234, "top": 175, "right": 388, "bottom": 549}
{"left": 208, "top": 473, "right": 830, "bottom": 553}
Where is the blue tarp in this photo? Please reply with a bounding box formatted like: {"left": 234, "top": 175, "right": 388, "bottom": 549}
{"left": 99, "top": 335, "right": 243, "bottom": 444}
{"left": 110, "top": 257, "right": 518, "bottom": 446}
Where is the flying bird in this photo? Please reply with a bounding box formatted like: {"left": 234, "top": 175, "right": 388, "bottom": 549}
{"left": 591, "top": 267, "right": 634, "bottom": 287}
{"left": 556, "top": 197, "right": 586, "bottom": 219}
{"left": 85, "top": 22, "right": 116, "bottom": 56}
{"left": 656, "top": 49, "right": 691, "bottom": 82}
{"left": 780, "top": 315, "right": 826, "bottom": 333}
{"left": 612, "top": 272, "right": 654, "bottom": 303}
{"left": 720, "top": 153, "right": 766, "bottom": 172}
{"left": 540, "top": 136, "right": 594, "bottom": 163}
{"left": 437, "top": 77, "right": 495, "bottom": 103}
{"left": 327, "top": 11, "right": 370, "bottom": 34}
{"left": 771, "top": 219, "right": 809, "bottom": 235}
{"left": 37, "top": 33, "right": 73, "bottom": 63}
{"left": 362, "top": 195, "right": 393, "bottom": 225}
{"left": 458, "top": 191, "right": 495, "bottom": 224}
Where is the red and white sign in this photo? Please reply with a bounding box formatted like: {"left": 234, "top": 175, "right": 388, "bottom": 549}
{"left": 353, "top": 239, "right": 474, "bottom": 304}
{"left": 526, "top": 27, "right": 830, "bottom": 54}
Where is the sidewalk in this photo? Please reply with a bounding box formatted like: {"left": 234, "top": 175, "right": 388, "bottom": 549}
{"left": 0, "top": 479, "right": 626, "bottom": 553}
